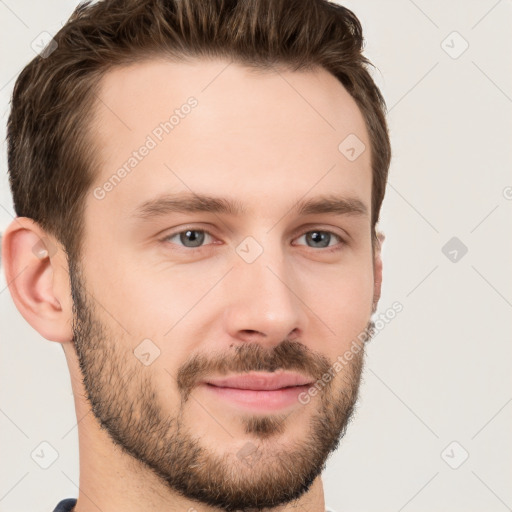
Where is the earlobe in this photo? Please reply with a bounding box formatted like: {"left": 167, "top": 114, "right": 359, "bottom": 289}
{"left": 1, "top": 217, "right": 74, "bottom": 343}
{"left": 372, "top": 231, "right": 384, "bottom": 313}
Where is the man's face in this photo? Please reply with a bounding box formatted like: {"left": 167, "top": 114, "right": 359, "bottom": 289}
{"left": 71, "top": 58, "right": 376, "bottom": 510}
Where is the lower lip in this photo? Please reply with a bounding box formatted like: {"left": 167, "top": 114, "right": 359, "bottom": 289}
{"left": 200, "top": 383, "right": 312, "bottom": 411}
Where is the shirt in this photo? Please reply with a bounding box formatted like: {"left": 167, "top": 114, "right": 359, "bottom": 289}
{"left": 53, "top": 498, "right": 338, "bottom": 511}
{"left": 53, "top": 499, "right": 76, "bottom": 512}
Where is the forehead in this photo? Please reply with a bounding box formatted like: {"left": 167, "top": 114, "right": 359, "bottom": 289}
{"left": 87, "top": 58, "right": 371, "bottom": 221}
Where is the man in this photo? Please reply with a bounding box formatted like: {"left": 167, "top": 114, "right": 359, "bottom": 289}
{"left": 2, "top": 0, "right": 391, "bottom": 511}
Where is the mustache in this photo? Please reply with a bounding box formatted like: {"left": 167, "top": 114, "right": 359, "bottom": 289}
{"left": 176, "top": 339, "right": 333, "bottom": 402}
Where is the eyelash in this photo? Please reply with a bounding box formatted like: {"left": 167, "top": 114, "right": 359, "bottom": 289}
{"left": 160, "top": 226, "right": 346, "bottom": 253}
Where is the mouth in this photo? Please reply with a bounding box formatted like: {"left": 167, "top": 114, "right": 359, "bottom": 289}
{"left": 199, "top": 371, "right": 315, "bottom": 411}
{"left": 202, "top": 371, "right": 315, "bottom": 390}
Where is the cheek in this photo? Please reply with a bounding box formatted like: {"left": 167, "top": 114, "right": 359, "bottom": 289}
{"left": 305, "top": 259, "right": 374, "bottom": 341}
{"left": 82, "top": 241, "right": 196, "bottom": 331}
{"left": 89, "top": 259, "right": 221, "bottom": 374}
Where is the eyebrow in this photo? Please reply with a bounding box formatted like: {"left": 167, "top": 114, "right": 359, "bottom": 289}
{"left": 132, "top": 192, "right": 368, "bottom": 220}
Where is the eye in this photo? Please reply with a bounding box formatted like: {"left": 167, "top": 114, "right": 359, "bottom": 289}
{"left": 294, "top": 230, "right": 344, "bottom": 251}
{"left": 160, "top": 227, "right": 345, "bottom": 252}
{"left": 162, "top": 228, "right": 214, "bottom": 248}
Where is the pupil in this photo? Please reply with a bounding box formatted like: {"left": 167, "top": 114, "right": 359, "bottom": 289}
{"left": 181, "top": 230, "right": 204, "bottom": 247}
{"left": 308, "top": 231, "right": 329, "bottom": 248}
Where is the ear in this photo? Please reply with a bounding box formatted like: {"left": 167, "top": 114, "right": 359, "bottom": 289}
{"left": 1, "top": 217, "right": 74, "bottom": 343}
{"left": 372, "top": 231, "right": 384, "bottom": 313}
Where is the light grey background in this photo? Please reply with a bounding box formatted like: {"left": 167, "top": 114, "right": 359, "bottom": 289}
{"left": 1, "top": 1, "right": 511, "bottom": 511}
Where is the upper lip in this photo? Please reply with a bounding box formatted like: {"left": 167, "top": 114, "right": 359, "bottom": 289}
{"left": 202, "top": 371, "right": 315, "bottom": 391}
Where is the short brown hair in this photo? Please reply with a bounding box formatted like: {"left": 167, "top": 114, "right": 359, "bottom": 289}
{"left": 7, "top": 0, "right": 391, "bottom": 264}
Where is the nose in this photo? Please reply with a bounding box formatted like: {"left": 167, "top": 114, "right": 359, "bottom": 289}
{"left": 222, "top": 246, "right": 308, "bottom": 347}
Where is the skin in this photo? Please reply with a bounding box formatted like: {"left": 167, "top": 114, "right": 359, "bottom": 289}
{"left": 2, "top": 58, "right": 383, "bottom": 512}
